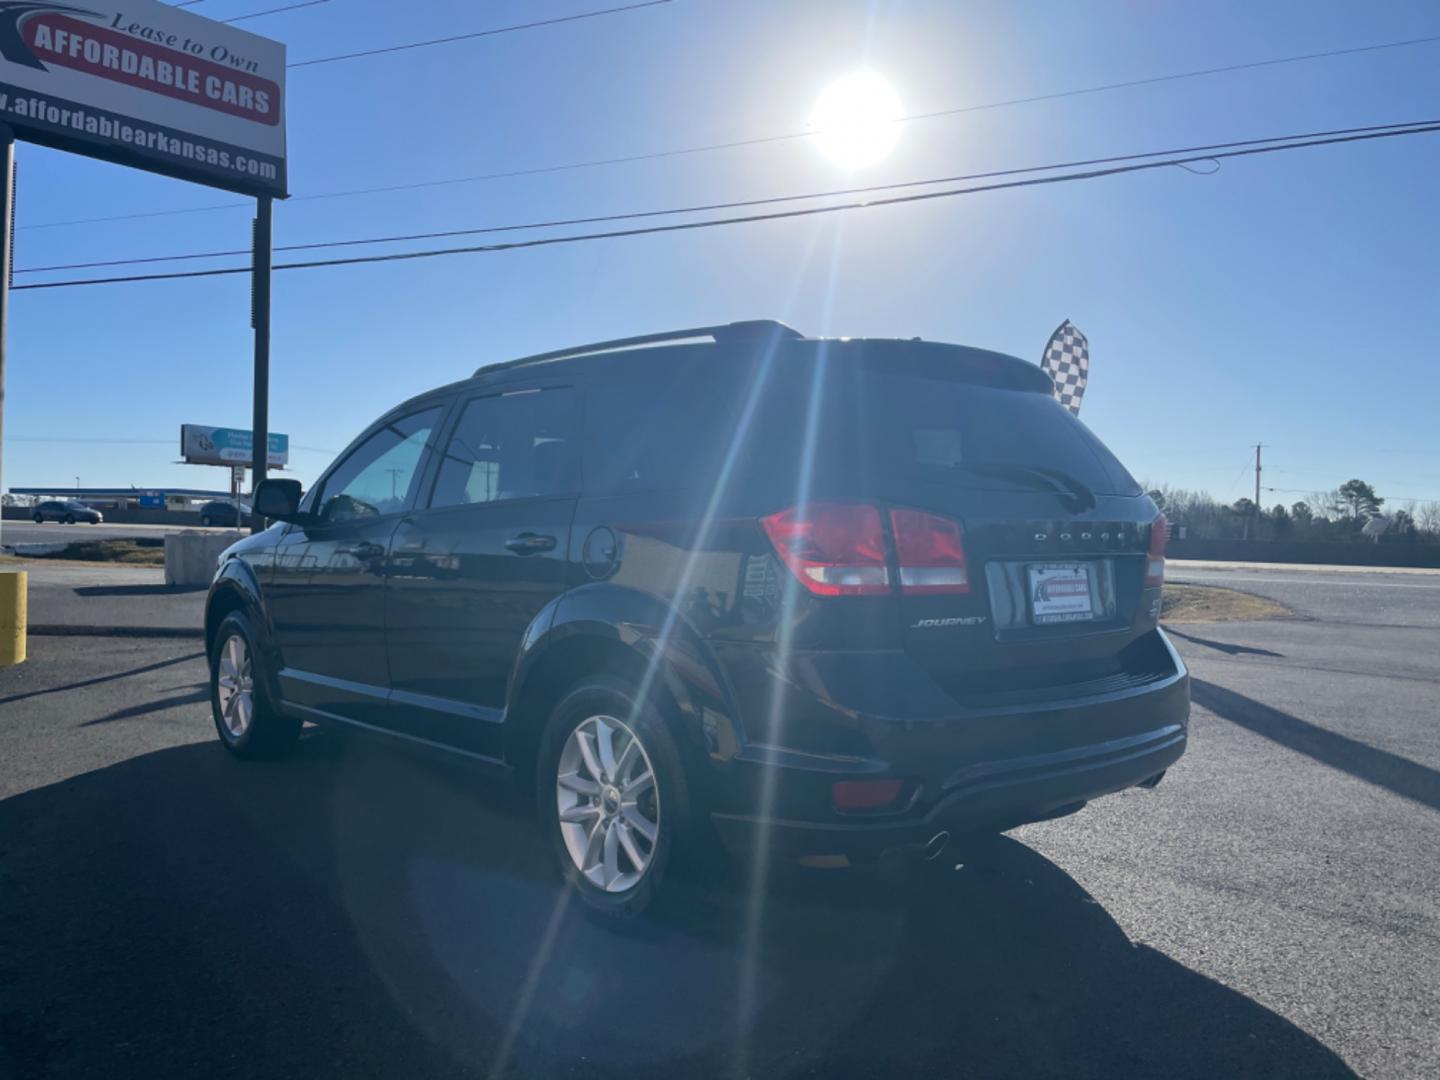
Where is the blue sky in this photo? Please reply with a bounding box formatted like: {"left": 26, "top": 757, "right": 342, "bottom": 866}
{"left": 5, "top": 0, "right": 1439, "bottom": 509}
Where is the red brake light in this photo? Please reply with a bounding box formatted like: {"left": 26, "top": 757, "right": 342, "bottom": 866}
{"left": 760, "top": 503, "right": 890, "bottom": 596}
{"left": 1146, "top": 513, "right": 1168, "bottom": 587}
{"left": 890, "top": 508, "right": 969, "bottom": 594}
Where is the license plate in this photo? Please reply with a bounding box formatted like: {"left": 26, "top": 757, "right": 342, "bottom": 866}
{"left": 1027, "top": 563, "right": 1095, "bottom": 624}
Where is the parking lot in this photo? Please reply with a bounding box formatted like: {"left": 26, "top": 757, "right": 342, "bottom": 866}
{"left": 0, "top": 564, "right": 1436, "bottom": 1078}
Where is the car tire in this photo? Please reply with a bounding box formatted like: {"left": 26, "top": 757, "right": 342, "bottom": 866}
{"left": 209, "top": 610, "right": 300, "bottom": 760}
{"left": 200, "top": 516, "right": 213, "bottom": 528}
{"left": 536, "top": 674, "right": 693, "bottom": 918}
{"left": 63, "top": 514, "right": 75, "bottom": 524}
{"left": 32, "top": 514, "right": 42, "bottom": 523}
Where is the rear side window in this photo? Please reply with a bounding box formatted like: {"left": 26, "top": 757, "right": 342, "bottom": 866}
{"left": 429, "top": 387, "right": 579, "bottom": 508}
{"left": 583, "top": 364, "right": 753, "bottom": 495}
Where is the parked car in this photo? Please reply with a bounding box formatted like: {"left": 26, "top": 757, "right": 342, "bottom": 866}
{"left": 199, "top": 501, "right": 250, "bottom": 528}
{"left": 205, "top": 321, "right": 1189, "bottom": 916}
{"left": 31, "top": 500, "right": 103, "bottom": 524}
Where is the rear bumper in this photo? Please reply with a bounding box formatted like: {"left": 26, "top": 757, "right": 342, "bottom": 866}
{"left": 709, "top": 631, "right": 1190, "bottom": 860}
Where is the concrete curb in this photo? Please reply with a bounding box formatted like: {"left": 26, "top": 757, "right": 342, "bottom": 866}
{"left": 28, "top": 625, "right": 203, "bottom": 639}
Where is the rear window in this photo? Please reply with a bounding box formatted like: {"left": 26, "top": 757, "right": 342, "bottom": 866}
{"left": 579, "top": 342, "right": 1138, "bottom": 499}
{"left": 856, "top": 372, "right": 1140, "bottom": 495}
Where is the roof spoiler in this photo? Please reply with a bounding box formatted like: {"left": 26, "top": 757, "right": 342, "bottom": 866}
{"left": 474, "top": 320, "right": 802, "bottom": 376}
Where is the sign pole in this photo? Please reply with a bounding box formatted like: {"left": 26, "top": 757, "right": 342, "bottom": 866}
{"left": 0, "top": 125, "right": 12, "bottom": 551}
{"left": 250, "top": 195, "right": 273, "bottom": 534}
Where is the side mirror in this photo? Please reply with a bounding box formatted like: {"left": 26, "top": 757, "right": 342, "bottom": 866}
{"left": 252, "top": 478, "right": 311, "bottom": 524}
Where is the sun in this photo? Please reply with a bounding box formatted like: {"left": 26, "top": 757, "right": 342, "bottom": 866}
{"left": 809, "top": 71, "right": 903, "bottom": 170}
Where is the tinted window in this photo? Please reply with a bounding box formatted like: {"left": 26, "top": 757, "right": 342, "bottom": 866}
{"left": 315, "top": 406, "right": 444, "bottom": 523}
{"left": 581, "top": 343, "right": 1137, "bottom": 500}
{"left": 857, "top": 374, "right": 1139, "bottom": 495}
{"left": 429, "top": 387, "right": 578, "bottom": 509}
{"left": 583, "top": 362, "right": 755, "bottom": 495}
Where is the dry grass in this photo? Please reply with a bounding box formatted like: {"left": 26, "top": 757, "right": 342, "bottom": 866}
{"left": 2, "top": 540, "right": 165, "bottom": 566}
{"left": 1161, "top": 583, "right": 1289, "bottom": 623}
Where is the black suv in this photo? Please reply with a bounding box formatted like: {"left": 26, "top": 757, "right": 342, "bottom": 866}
{"left": 206, "top": 321, "right": 1188, "bottom": 915}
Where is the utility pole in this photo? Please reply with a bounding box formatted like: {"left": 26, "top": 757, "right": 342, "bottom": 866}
{"left": 1251, "top": 443, "right": 1264, "bottom": 540}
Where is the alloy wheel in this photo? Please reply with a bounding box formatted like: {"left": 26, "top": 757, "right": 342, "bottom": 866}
{"left": 216, "top": 634, "right": 255, "bottom": 739}
{"left": 555, "top": 714, "right": 661, "bottom": 893}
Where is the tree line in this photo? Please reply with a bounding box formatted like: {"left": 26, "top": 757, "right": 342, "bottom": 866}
{"left": 1146, "top": 479, "right": 1440, "bottom": 544}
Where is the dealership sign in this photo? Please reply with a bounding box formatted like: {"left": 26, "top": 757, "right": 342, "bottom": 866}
{"left": 0, "top": 0, "right": 285, "bottom": 196}
{"left": 181, "top": 424, "right": 287, "bottom": 467}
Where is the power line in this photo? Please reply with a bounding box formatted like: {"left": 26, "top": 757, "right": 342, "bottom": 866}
{"left": 224, "top": 0, "right": 329, "bottom": 23}
{"left": 15, "top": 119, "right": 1437, "bottom": 276}
{"left": 12, "top": 121, "right": 1440, "bottom": 292}
{"left": 19, "top": 30, "right": 1440, "bottom": 233}
{"left": 287, "top": 0, "right": 671, "bottom": 69}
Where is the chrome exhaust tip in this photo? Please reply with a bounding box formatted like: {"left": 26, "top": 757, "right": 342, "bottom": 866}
{"left": 923, "top": 830, "right": 950, "bottom": 861}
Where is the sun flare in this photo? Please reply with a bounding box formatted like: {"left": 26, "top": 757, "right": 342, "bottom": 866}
{"left": 809, "top": 71, "right": 903, "bottom": 169}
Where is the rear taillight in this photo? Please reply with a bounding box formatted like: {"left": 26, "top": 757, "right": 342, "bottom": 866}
{"left": 1146, "top": 513, "right": 1168, "bottom": 587}
{"left": 761, "top": 502, "right": 971, "bottom": 597}
{"left": 760, "top": 502, "right": 890, "bottom": 596}
{"left": 890, "top": 508, "right": 969, "bottom": 594}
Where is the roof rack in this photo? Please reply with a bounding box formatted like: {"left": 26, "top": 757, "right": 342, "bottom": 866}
{"left": 474, "top": 320, "right": 803, "bottom": 376}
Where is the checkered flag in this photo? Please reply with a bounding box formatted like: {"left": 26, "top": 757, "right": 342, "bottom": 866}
{"left": 1041, "top": 319, "right": 1089, "bottom": 415}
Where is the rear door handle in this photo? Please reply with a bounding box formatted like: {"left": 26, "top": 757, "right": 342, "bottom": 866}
{"left": 505, "top": 532, "right": 557, "bottom": 555}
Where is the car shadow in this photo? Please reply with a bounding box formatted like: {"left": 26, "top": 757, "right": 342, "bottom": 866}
{"left": 1191, "top": 678, "right": 1440, "bottom": 813}
{"left": 78, "top": 686, "right": 210, "bottom": 726}
{"left": 0, "top": 650, "right": 205, "bottom": 707}
{"left": 1164, "top": 626, "right": 1284, "bottom": 657}
{"left": 0, "top": 732, "right": 1356, "bottom": 1080}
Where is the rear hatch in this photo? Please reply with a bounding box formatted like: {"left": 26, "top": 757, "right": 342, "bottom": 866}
{"left": 751, "top": 339, "right": 1167, "bottom": 704}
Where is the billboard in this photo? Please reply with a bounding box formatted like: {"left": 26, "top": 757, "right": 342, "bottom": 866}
{"left": 181, "top": 424, "right": 287, "bottom": 468}
{"left": 0, "top": 0, "right": 286, "bottom": 197}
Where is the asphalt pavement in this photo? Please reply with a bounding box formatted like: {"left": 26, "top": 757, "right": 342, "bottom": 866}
{"left": 0, "top": 565, "right": 1436, "bottom": 1078}
{"left": 8, "top": 563, "right": 204, "bottom": 635}
{"left": 1169, "top": 560, "right": 1440, "bottom": 628}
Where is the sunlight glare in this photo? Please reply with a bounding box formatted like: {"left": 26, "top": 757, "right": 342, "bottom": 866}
{"left": 809, "top": 71, "right": 903, "bottom": 169}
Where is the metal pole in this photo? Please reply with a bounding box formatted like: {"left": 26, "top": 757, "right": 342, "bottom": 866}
{"left": 1254, "top": 442, "right": 1263, "bottom": 538}
{"left": 250, "top": 195, "right": 273, "bottom": 534}
{"left": 0, "top": 126, "right": 14, "bottom": 551}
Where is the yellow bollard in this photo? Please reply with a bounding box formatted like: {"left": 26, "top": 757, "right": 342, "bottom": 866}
{"left": 0, "top": 570, "right": 26, "bottom": 667}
